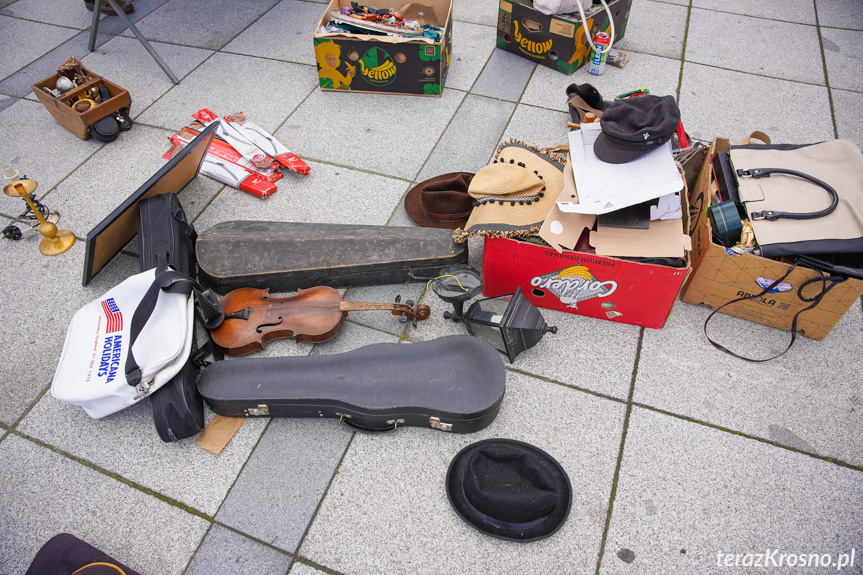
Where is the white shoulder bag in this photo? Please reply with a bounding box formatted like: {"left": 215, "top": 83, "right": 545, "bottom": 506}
{"left": 51, "top": 266, "right": 222, "bottom": 419}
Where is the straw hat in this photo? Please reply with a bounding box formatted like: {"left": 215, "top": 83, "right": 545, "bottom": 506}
{"left": 453, "top": 140, "right": 566, "bottom": 242}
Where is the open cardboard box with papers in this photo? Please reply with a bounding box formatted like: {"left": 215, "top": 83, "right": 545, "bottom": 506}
{"left": 313, "top": 0, "right": 452, "bottom": 96}
{"left": 679, "top": 138, "right": 863, "bottom": 340}
{"left": 482, "top": 125, "right": 692, "bottom": 329}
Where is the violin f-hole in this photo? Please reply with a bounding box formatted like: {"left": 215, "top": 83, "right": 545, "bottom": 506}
{"left": 255, "top": 317, "right": 284, "bottom": 334}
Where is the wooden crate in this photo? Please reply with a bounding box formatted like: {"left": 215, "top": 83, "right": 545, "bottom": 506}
{"left": 32, "top": 69, "right": 132, "bottom": 140}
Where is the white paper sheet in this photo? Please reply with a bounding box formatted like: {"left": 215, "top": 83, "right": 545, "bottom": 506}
{"left": 558, "top": 122, "right": 683, "bottom": 215}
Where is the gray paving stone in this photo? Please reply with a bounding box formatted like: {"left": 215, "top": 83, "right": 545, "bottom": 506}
{"left": 501, "top": 102, "right": 570, "bottom": 147}
{"left": 0, "top": 15, "right": 78, "bottom": 82}
{"left": 299, "top": 372, "right": 625, "bottom": 575}
{"left": 521, "top": 52, "right": 681, "bottom": 111}
{"left": 222, "top": 0, "right": 322, "bottom": 66}
{"left": 81, "top": 35, "right": 213, "bottom": 114}
{"left": 822, "top": 27, "right": 863, "bottom": 92}
{"left": 409, "top": 294, "right": 640, "bottom": 399}
{"left": 0, "top": 434, "right": 209, "bottom": 575}
{"left": 1, "top": 0, "right": 96, "bottom": 30}
{"left": 0, "top": 31, "right": 113, "bottom": 99}
{"left": 216, "top": 418, "right": 352, "bottom": 554}
{"left": 185, "top": 525, "right": 292, "bottom": 575}
{"left": 289, "top": 561, "right": 329, "bottom": 575}
{"left": 634, "top": 299, "right": 863, "bottom": 466}
{"left": 833, "top": 88, "right": 863, "bottom": 150}
{"left": 452, "top": 0, "right": 499, "bottom": 26}
{"left": 471, "top": 48, "right": 536, "bottom": 101}
{"left": 0, "top": 240, "right": 135, "bottom": 425}
{"left": 686, "top": 9, "right": 824, "bottom": 84}
{"left": 275, "top": 88, "right": 465, "bottom": 180}
{"left": 693, "top": 0, "right": 814, "bottom": 23}
{"left": 95, "top": 0, "right": 174, "bottom": 36}
{"left": 600, "top": 407, "right": 863, "bottom": 574}
{"left": 41, "top": 125, "right": 223, "bottom": 238}
{"left": 18, "top": 394, "right": 269, "bottom": 515}
{"left": 416, "top": 94, "right": 514, "bottom": 181}
{"left": 816, "top": 0, "right": 863, "bottom": 30}
{"left": 616, "top": 0, "right": 687, "bottom": 59}
{"left": 137, "top": 52, "right": 316, "bottom": 133}
{"left": 0, "top": 99, "right": 103, "bottom": 198}
{"left": 125, "top": 0, "right": 280, "bottom": 50}
{"left": 0, "top": 94, "right": 15, "bottom": 114}
{"left": 191, "top": 160, "right": 409, "bottom": 233}
{"left": 446, "top": 21, "right": 497, "bottom": 92}
{"left": 310, "top": 320, "right": 401, "bottom": 356}
{"left": 678, "top": 63, "right": 835, "bottom": 144}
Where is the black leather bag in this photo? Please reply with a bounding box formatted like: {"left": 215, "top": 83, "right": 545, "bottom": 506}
{"left": 138, "top": 192, "right": 214, "bottom": 441}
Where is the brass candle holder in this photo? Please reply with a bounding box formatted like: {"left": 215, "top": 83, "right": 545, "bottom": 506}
{"left": 3, "top": 179, "right": 75, "bottom": 256}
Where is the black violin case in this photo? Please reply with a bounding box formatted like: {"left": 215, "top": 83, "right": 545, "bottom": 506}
{"left": 197, "top": 336, "right": 506, "bottom": 433}
{"left": 196, "top": 221, "right": 468, "bottom": 294}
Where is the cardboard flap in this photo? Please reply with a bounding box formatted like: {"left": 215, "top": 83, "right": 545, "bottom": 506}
{"left": 738, "top": 183, "right": 765, "bottom": 204}
{"left": 540, "top": 155, "right": 596, "bottom": 252}
{"left": 590, "top": 219, "right": 691, "bottom": 258}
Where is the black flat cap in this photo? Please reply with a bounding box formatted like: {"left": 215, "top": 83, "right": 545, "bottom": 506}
{"left": 446, "top": 438, "right": 572, "bottom": 542}
{"left": 594, "top": 95, "right": 681, "bottom": 164}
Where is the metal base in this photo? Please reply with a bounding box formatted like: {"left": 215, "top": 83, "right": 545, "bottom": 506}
{"left": 40, "top": 229, "right": 76, "bottom": 256}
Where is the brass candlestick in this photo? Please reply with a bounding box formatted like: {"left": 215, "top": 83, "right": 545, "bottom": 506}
{"left": 3, "top": 179, "right": 75, "bottom": 256}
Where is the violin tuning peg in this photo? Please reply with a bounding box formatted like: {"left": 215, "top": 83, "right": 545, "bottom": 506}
{"left": 394, "top": 295, "right": 402, "bottom": 304}
{"left": 405, "top": 300, "right": 415, "bottom": 307}
{"left": 399, "top": 316, "right": 408, "bottom": 323}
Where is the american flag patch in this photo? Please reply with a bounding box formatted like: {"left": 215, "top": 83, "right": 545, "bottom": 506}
{"left": 101, "top": 298, "right": 123, "bottom": 333}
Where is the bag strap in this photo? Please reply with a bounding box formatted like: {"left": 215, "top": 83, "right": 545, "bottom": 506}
{"left": 125, "top": 267, "right": 224, "bottom": 393}
{"left": 737, "top": 131, "right": 771, "bottom": 146}
{"left": 735, "top": 167, "right": 839, "bottom": 221}
{"left": 703, "top": 262, "right": 843, "bottom": 362}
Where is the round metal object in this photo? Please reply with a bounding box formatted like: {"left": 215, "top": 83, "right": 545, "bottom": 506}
{"left": 3, "top": 179, "right": 37, "bottom": 197}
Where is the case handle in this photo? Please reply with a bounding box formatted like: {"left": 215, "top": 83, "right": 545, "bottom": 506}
{"left": 337, "top": 414, "right": 401, "bottom": 433}
{"left": 736, "top": 167, "right": 839, "bottom": 221}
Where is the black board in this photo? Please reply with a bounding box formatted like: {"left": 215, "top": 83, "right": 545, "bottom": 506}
{"left": 81, "top": 122, "right": 217, "bottom": 286}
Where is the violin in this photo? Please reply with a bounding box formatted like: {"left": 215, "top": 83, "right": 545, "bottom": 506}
{"left": 210, "top": 286, "right": 431, "bottom": 356}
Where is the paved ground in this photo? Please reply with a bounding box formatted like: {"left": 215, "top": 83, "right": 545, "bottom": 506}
{"left": 1, "top": 0, "right": 862, "bottom": 573}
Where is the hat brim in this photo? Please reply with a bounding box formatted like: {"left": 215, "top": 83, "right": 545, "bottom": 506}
{"left": 445, "top": 438, "right": 572, "bottom": 542}
{"left": 404, "top": 172, "right": 474, "bottom": 229}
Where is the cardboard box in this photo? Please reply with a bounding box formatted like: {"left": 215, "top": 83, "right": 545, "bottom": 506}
{"left": 313, "top": 0, "right": 452, "bottom": 96}
{"left": 680, "top": 138, "right": 863, "bottom": 340}
{"left": 496, "top": 0, "right": 631, "bottom": 75}
{"left": 482, "top": 187, "right": 691, "bottom": 329}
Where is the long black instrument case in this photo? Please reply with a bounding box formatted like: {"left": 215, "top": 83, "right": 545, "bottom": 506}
{"left": 196, "top": 221, "right": 469, "bottom": 294}
{"left": 137, "top": 192, "right": 207, "bottom": 442}
{"left": 197, "top": 335, "right": 506, "bottom": 433}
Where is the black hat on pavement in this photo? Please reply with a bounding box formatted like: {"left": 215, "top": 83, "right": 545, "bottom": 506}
{"left": 445, "top": 438, "right": 572, "bottom": 542}
{"left": 593, "top": 95, "right": 681, "bottom": 164}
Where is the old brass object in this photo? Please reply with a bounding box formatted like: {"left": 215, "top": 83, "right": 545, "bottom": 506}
{"left": 3, "top": 179, "right": 75, "bottom": 256}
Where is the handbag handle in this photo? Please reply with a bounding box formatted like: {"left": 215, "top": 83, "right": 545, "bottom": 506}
{"left": 735, "top": 167, "right": 839, "bottom": 221}
{"left": 125, "top": 267, "right": 224, "bottom": 395}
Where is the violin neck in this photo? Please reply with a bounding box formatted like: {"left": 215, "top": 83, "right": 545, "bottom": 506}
{"left": 339, "top": 301, "right": 405, "bottom": 313}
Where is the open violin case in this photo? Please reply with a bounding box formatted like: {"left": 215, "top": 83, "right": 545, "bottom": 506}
{"left": 198, "top": 335, "right": 506, "bottom": 433}
{"left": 196, "top": 221, "right": 468, "bottom": 294}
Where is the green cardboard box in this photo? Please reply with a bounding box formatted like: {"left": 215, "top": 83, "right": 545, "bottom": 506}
{"left": 314, "top": 0, "right": 452, "bottom": 96}
{"left": 496, "top": 0, "right": 631, "bottom": 75}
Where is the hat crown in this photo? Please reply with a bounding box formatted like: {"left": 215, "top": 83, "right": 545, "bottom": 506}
{"left": 464, "top": 447, "right": 559, "bottom": 524}
{"left": 599, "top": 94, "right": 680, "bottom": 144}
{"left": 469, "top": 163, "right": 544, "bottom": 199}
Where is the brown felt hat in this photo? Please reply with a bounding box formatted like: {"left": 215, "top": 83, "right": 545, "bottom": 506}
{"left": 405, "top": 172, "right": 475, "bottom": 229}
{"left": 454, "top": 140, "right": 566, "bottom": 242}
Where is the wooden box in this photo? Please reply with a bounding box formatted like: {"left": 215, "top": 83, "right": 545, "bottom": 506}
{"left": 32, "top": 69, "right": 131, "bottom": 140}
